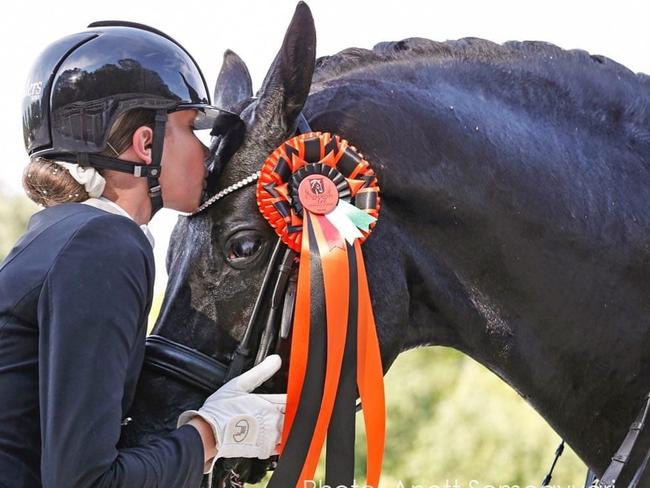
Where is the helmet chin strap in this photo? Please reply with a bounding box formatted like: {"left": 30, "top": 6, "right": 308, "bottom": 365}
{"left": 53, "top": 109, "right": 169, "bottom": 217}
{"left": 146, "top": 110, "right": 167, "bottom": 216}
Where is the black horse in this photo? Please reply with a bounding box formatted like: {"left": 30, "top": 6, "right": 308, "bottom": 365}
{"left": 121, "top": 2, "right": 650, "bottom": 486}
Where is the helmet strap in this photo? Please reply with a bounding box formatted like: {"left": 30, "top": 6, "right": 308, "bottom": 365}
{"left": 48, "top": 109, "right": 169, "bottom": 217}
{"left": 147, "top": 110, "right": 167, "bottom": 216}
{"left": 69, "top": 109, "right": 167, "bottom": 217}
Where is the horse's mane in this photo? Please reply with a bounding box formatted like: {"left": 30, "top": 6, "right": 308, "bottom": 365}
{"left": 314, "top": 37, "right": 647, "bottom": 82}
{"left": 313, "top": 38, "right": 650, "bottom": 147}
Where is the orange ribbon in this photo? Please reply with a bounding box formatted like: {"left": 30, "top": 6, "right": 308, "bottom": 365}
{"left": 259, "top": 132, "right": 384, "bottom": 488}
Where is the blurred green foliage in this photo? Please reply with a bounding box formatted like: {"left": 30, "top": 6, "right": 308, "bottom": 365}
{"left": 249, "top": 346, "right": 587, "bottom": 488}
{"left": 0, "top": 191, "right": 38, "bottom": 261}
{"left": 148, "top": 292, "right": 165, "bottom": 334}
{"left": 1, "top": 191, "right": 588, "bottom": 487}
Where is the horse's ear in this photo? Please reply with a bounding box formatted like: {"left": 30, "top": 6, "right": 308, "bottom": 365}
{"left": 256, "top": 1, "right": 316, "bottom": 130}
{"left": 213, "top": 49, "right": 253, "bottom": 111}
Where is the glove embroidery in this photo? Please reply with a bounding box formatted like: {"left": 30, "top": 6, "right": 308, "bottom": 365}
{"left": 224, "top": 415, "right": 258, "bottom": 445}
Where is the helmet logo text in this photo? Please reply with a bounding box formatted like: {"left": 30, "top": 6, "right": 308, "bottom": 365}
{"left": 26, "top": 82, "right": 42, "bottom": 98}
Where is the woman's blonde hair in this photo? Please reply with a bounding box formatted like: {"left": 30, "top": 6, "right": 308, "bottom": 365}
{"left": 23, "top": 109, "right": 155, "bottom": 207}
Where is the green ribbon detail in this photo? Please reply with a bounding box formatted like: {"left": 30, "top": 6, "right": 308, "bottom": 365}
{"left": 337, "top": 199, "right": 377, "bottom": 232}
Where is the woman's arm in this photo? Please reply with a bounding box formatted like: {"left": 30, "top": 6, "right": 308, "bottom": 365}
{"left": 37, "top": 214, "right": 204, "bottom": 488}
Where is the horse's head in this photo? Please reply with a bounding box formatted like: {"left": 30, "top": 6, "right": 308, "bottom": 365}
{"left": 120, "top": 3, "right": 392, "bottom": 486}
{"left": 158, "top": 0, "right": 317, "bottom": 367}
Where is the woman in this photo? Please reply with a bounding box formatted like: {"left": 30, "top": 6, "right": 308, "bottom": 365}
{"left": 0, "top": 21, "right": 286, "bottom": 487}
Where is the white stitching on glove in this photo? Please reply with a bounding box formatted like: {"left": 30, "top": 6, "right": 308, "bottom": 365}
{"left": 177, "top": 354, "right": 286, "bottom": 462}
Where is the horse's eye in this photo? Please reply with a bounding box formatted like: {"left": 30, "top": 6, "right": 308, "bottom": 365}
{"left": 228, "top": 236, "right": 262, "bottom": 260}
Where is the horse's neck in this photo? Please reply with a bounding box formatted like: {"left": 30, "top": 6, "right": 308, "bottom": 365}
{"left": 305, "top": 76, "right": 650, "bottom": 473}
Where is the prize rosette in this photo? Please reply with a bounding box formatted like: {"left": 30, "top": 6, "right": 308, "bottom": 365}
{"left": 257, "top": 132, "right": 385, "bottom": 488}
{"left": 256, "top": 132, "right": 380, "bottom": 252}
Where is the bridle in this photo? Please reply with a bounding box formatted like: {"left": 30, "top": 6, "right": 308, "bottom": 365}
{"left": 143, "top": 236, "right": 296, "bottom": 393}
{"left": 139, "top": 114, "right": 313, "bottom": 397}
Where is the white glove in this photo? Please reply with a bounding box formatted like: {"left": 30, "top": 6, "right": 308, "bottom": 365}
{"left": 177, "top": 354, "right": 286, "bottom": 461}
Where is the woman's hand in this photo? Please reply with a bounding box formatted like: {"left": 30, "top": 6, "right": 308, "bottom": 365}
{"left": 178, "top": 355, "right": 286, "bottom": 467}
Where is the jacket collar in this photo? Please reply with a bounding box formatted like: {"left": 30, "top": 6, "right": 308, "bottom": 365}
{"left": 81, "top": 197, "right": 155, "bottom": 248}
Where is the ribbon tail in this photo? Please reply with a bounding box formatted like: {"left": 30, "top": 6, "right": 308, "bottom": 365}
{"left": 298, "top": 213, "right": 350, "bottom": 482}
{"left": 355, "top": 239, "right": 386, "bottom": 488}
{"left": 325, "top": 241, "right": 359, "bottom": 486}
{"left": 278, "top": 214, "right": 312, "bottom": 451}
{"left": 268, "top": 215, "right": 327, "bottom": 488}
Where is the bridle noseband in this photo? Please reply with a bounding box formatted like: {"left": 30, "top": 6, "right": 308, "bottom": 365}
{"left": 142, "top": 198, "right": 297, "bottom": 395}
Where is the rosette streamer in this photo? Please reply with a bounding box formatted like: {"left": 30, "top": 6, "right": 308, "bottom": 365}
{"left": 257, "top": 132, "right": 384, "bottom": 488}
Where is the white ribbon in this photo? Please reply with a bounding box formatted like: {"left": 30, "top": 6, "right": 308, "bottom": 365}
{"left": 324, "top": 203, "right": 364, "bottom": 245}
{"left": 53, "top": 161, "right": 106, "bottom": 198}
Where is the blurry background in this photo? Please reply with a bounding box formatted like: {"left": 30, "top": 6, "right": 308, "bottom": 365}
{"left": 1, "top": 1, "right": 648, "bottom": 486}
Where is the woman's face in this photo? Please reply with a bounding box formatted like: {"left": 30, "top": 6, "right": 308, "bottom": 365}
{"left": 159, "top": 109, "right": 209, "bottom": 212}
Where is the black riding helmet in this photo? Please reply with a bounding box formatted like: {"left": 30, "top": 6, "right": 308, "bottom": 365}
{"left": 22, "top": 20, "right": 232, "bottom": 214}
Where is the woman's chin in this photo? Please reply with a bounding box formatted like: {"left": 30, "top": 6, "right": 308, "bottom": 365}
{"left": 164, "top": 203, "right": 193, "bottom": 215}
